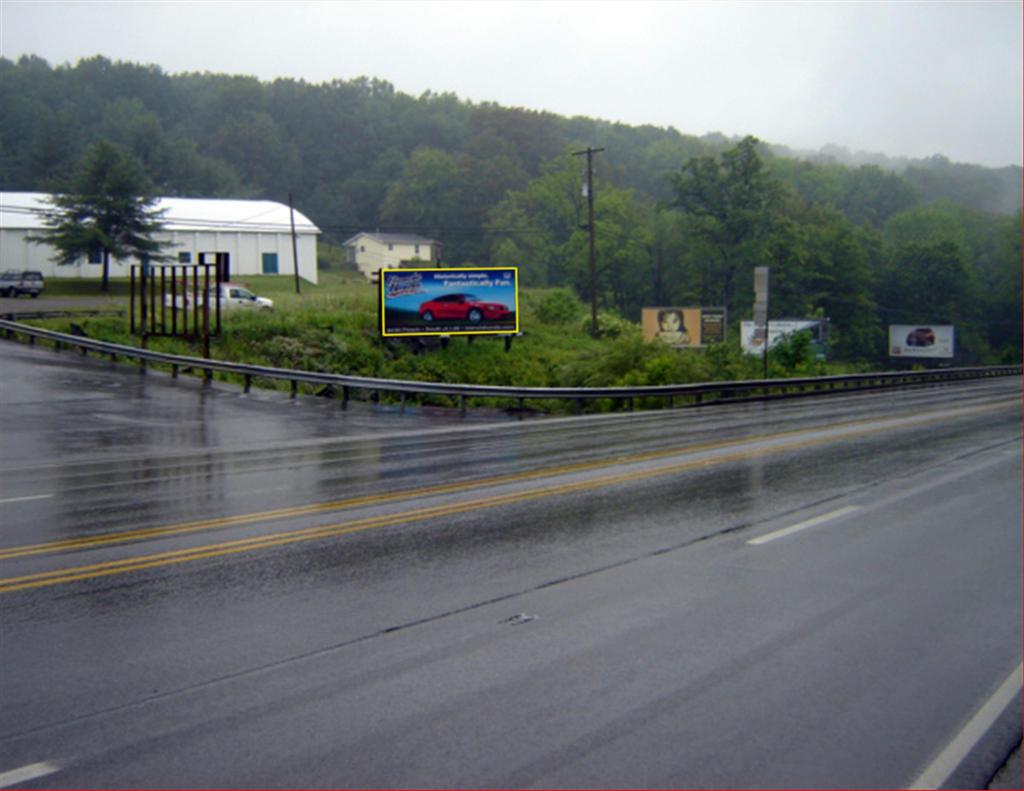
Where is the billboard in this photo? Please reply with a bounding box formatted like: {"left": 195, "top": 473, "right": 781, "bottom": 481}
{"left": 642, "top": 307, "right": 725, "bottom": 347}
{"left": 380, "top": 267, "right": 519, "bottom": 337}
{"left": 740, "top": 319, "right": 827, "bottom": 355}
{"left": 888, "top": 324, "right": 954, "bottom": 358}
{"left": 700, "top": 308, "right": 726, "bottom": 345}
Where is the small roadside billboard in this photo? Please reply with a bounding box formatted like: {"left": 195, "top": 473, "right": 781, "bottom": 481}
{"left": 740, "top": 319, "right": 829, "bottom": 356}
{"left": 380, "top": 267, "right": 519, "bottom": 337}
{"left": 888, "top": 324, "right": 954, "bottom": 358}
{"left": 642, "top": 307, "right": 725, "bottom": 347}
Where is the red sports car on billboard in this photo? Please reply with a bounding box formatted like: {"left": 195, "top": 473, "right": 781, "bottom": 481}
{"left": 419, "top": 293, "right": 512, "bottom": 323}
{"left": 906, "top": 327, "right": 936, "bottom": 347}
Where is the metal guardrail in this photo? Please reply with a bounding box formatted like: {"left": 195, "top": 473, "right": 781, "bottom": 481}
{"left": 2, "top": 309, "right": 125, "bottom": 321}
{"left": 2, "top": 318, "right": 1020, "bottom": 416}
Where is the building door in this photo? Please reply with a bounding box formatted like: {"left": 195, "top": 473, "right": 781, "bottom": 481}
{"left": 262, "top": 253, "right": 279, "bottom": 275}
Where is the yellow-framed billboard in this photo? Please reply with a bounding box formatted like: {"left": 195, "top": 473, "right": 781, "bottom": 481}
{"left": 380, "top": 267, "right": 519, "bottom": 337}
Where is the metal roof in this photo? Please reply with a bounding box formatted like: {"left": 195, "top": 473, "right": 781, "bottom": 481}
{"left": 0, "top": 192, "right": 320, "bottom": 234}
{"left": 343, "top": 231, "right": 438, "bottom": 246}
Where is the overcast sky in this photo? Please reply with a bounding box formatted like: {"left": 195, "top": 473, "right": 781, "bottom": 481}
{"left": 2, "top": 0, "right": 1021, "bottom": 168}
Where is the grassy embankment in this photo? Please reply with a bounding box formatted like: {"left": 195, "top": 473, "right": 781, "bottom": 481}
{"left": 29, "top": 270, "right": 849, "bottom": 414}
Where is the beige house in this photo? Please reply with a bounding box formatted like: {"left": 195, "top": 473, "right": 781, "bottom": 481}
{"left": 344, "top": 232, "right": 440, "bottom": 280}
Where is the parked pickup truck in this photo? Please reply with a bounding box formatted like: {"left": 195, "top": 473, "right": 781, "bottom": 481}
{"left": 164, "top": 282, "right": 273, "bottom": 311}
{"left": 0, "top": 269, "right": 45, "bottom": 298}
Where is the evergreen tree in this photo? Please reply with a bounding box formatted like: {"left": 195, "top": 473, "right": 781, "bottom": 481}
{"left": 30, "top": 141, "right": 169, "bottom": 291}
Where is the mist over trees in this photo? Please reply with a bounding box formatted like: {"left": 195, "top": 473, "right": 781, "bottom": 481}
{"left": 1, "top": 54, "right": 1020, "bottom": 363}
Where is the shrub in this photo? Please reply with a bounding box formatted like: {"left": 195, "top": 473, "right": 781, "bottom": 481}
{"left": 583, "top": 309, "right": 637, "bottom": 339}
{"left": 537, "top": 288, "right": 582, "bottom": 324}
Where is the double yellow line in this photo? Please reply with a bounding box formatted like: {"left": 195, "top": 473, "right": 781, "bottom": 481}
{"left": 0, "top": 435, "right": 754, "bottom": 562}
{"left": 0, "top": 443, "right": 785, "bottom": 594}
{"left": 0, "top": 400, "right": 1012, "bottom": 594}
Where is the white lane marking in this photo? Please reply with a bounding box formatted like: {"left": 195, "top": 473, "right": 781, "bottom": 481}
{"left": 908, "top": 662, "right": 1023, "bottom": 790}
{"left": 0, "top": 494, "right": 54, "bottom": 505}
{"left": 0, "top": 762, "right": 60, "bottom": 788}
{"left": 747, "top": 506, "right": 861, "bottom": 546}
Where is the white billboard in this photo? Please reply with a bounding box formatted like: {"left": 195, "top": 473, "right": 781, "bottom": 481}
{"left": 889, "top": 325, "right": 954, "bottom": 358}
{"left": 740, "top": 320, "right": 821, "bottom": 355}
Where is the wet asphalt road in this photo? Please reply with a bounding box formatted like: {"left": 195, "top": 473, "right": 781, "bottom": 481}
{"left": 0, "top": 341, "right": 1021, "bottom": 789}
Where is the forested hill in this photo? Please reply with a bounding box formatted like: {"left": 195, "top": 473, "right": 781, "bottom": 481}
{"left": 1, "top": 54, "right": 1020, "bottom": 247}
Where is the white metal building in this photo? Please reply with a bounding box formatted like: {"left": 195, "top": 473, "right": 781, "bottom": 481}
{"left": 0, "top": 192, "right": 320, "bottom": 284}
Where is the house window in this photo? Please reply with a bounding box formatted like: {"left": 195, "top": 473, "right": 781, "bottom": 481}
{"left": 414, "top": 245, "right": 420, "bottom": 255}
{"left": 87, "top": 248, "right": 102, "bottom": 264}
{"left": 360, "top": 245, "right": 365, "bottom": 253}
{"left": 388, "top": 244, "right": 394, "bottom": 251}
{"left": 178, "top": 252, "right": 192, "bottom": 263}
{"left": 262, "top": 253, "right": 279, "bottom": 274}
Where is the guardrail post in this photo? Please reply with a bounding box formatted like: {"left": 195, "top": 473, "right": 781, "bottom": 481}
{"left": 575, "top": 398, "right": 583, "bottom": 415}
{"left": 290, "top": 380, "right": 298, "bottom": 399}
{"left": 244, "top": 374, "right": 252, "bottom": 393}
{"left": 399, "top": 392, "right": 406, "bottom": 413}
{"left": 626, "top": 397, "right": 633, "bottom": 412}
{"left": 518, "top": 397, "right": 525, "bottom": 420}
{"left": 340, "top": 386, "right": 349, "bottom": 410}
{"left": 459, "top": 395, "right": 467, "bottom": 416}
{"left": 171, "top": 364, "right": 179, "bottom": 379}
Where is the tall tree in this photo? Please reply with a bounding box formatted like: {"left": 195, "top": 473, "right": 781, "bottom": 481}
{"left": 486, "top": 154, "right": 584, "bottom": 286}
{"left": 379, "top": 147, "right": 462, "bottom": 245}
{"left": 30, "top": 141, "right": 169, "bottom": 291}
{"left": 670, "top": 136, "right": 781, "bottom": 316}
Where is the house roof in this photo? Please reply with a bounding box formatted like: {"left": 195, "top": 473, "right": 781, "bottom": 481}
{"left": 0, "top": 192, "right": 320, "bottom": 234}
{"left": 342, "top": 231, "right": 439, "bottom": 246}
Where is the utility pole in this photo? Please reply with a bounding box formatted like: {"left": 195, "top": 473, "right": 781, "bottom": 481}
{"left": 573, "top": 146, "right": 604, "bottom": 337}
{"left": 288, "top": 192, "right": 301, "bottom": 295}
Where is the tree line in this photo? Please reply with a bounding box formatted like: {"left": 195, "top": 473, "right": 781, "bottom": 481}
{"left": 1, "top": 54, "right": 1020, "bottom": 363}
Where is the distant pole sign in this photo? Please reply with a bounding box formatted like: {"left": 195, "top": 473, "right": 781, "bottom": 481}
{"left": 753, "top": 266, "right": 770, "bottom": 376}
{"left": 753, "top": 266, "right": 769, "bottom": 338}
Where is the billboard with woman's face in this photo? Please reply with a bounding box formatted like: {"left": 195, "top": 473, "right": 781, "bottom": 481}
{"left": 380, "top": 267, "right": 519, "bottom": 336}
{"left": 642, "top": 307, "right": 702, "bottom": 347}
